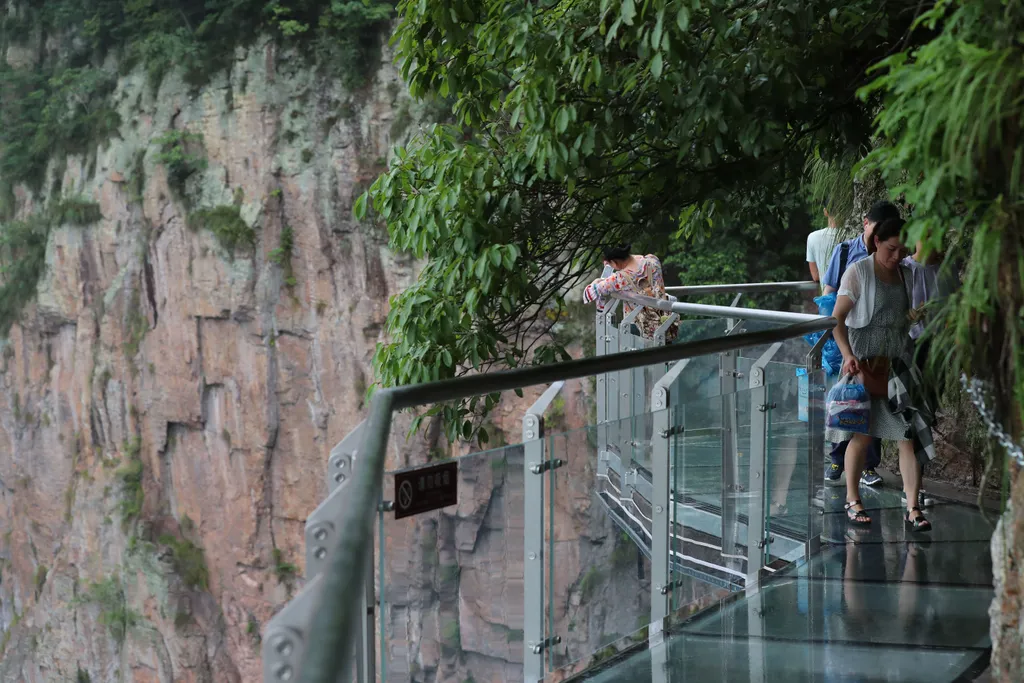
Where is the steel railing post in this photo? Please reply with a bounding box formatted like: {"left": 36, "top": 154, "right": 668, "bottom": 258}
{"left": 650, "top": 384, "right": 672, "bottom": 624}
{"left": 522, "top": 383, "right": 565, "bottom": 682}
{"left": 746, "top": 343, "right": 781, "bottom": 589}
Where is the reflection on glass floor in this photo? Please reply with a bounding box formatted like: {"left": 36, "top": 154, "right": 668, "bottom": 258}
{"left": 575, "top": 486, "right": 995, "bottom": 682}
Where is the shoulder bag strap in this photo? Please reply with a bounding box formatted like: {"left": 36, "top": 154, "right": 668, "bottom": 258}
{"left": 837, "top": 242, "right": 851, "bottom": 283}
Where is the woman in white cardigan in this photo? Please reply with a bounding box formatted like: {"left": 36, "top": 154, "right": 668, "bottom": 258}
{"left": 828, "top": 218, "right": 932, "bottom": 532}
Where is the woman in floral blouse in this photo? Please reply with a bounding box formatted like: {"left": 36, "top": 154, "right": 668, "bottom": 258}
{"left": 583, "top": 245, "right": 678, "bottom": 342}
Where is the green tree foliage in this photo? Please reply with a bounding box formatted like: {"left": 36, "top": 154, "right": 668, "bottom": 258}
{"left": 155, "top": 130, "right": 207, "bottom": 198}
{"left": 188, "top": 205, "right": 255, "bottom": 252}
{"left": 859, "top": 0, "right": 1024, "bottom": 436}
{"left": 0, "top": 65, "right": 119, "bottom": 191}
{"left": 6, "top": 1, "right": 395, "bottom": 89}
{"left": 0, "top": 216, "right": 49, "bottom": 334}
{"left": 158, "top": 532, "right": 210, "bottom": 590}
{"left": 0, "top": 200, "right": 104, "bottom": 335}
{"left": 115, "top": 437, "right": 144, "bottom": 529}
{"left": 360, "top": 0, "right": 922, "bottom": 436}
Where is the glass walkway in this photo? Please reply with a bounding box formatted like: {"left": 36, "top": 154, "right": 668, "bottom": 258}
{"left": 584, "top": 485, "right": 994, "bottom": 682}
{"left": 260, "top": 281, "right": 995, "bottom": 683}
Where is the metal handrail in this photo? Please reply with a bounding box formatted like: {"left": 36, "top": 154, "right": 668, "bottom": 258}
{"left": 664, "top": 281, "right": 818, "bottom": 295}
{"left": 614, "top": 291, "right": 822, "bottom": 325}
{"left": 297, "top": 316, "right": 835, "bottom": 683}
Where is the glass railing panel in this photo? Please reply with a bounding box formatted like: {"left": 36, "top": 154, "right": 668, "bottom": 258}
{"left": 377, "top": 444, "right": 525, "bottom": 683}
{"left": 541, "top": 411, "right": 656, "bottom": 675}
{"left": 667, "top": 386, "right": 753, "bottom": 597}
{"left": 736, "top": 319, "right": 817, "bottom": 387}
{"left": 538, "top": 407, "right": 739, "bottom": 681}
{"left": 762, "top": 376, "right": 821, "bottom": 572}
{"left": 614, "top": 319, "right": 730, "bottom": 432}
{"left": 665, "top": 319, "right": 731, "bottom": 405}
{"left": 663, "top": 375, "right": 824, "bottom": 590}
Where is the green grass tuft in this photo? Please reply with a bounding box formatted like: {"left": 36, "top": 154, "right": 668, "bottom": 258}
{"left": 158, "top": 532, "right": 209, "bottom": 591}
{"left": 271, "top": 548, "right": 297, "bottom": 584}
{"left": 188, "top": 205, "right": 255, "bottom": 253}
{"left": 115, "top": 438, "right": 144, "bottom": 530}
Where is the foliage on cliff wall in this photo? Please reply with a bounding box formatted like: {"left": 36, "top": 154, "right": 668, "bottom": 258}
{"left": 859, "top": 0, "right": 1024, "bottom": 441}
{"left": 0, "top": 198, "right": 101, "bottom": 334}
{"left": 3, "top": 1, "right": 394, "bottom": 87}
{"left": 0, "top": 64, "right": 120, "bottom": 193}
{"left": 0, "top": 1, "right": 394, "bottom": 192}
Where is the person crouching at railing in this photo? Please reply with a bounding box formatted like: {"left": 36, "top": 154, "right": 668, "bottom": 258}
{"left": 583, "top": 244, "right": 679, "bottom": 342}
{"left": 826, "top": 218, "right": 936, "bottom": 532}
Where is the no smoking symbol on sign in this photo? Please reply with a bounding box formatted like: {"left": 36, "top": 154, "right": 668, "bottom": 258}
{"left": 398, "top": 480, "right": 414, "bottom": 511}
{"left": 393, "top": 460, "right": 458, "bottom": 519}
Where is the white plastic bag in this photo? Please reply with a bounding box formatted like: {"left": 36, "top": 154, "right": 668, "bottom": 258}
{"left": 825, "top": 375, "right": 871, "bottom": 434}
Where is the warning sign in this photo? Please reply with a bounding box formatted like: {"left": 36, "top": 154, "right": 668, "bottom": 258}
{"left": 393, "top": 461, "right": 458, "bottom": 519}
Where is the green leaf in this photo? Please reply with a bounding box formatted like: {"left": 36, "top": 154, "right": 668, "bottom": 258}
{"left": 352, "top": 192, "right": 368, "bottom": 220}
{"left": 652, "top": 9, "right": 665, "bottom": 48}
{"left": 556, "top": 108, "right": 569, "bottom": 134}
{"left": 650, "top": 53, "right": 663, "bottom": 79}
{"left": 676, "top": 6, "right": 690, "bottom": 32}
{"left": 526, "top": 135, "right": 539, "bottom": 157}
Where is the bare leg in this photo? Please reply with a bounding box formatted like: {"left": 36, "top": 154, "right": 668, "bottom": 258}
{"left": 844, "top": 433, "right": 872, "bottom": 513}
{"left": 898, "top": 440, "right": 925, "bottom": 524}
{"left": 844, "top": 543, "right": 866, "bottom": 621}
{"left": 898, "top": 545, "right": 923, "bottom": 627}
{"left": 770, "top": 437, "right": 798, "bottom": 514}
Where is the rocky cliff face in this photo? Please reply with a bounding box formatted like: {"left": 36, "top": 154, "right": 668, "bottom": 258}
{"left": 0, "top": 37, "right": 423, "bottom": 682}
{"left": 0, "top": 34, "right": 664, "bottom": 683}
{"left": 991, "top": 473, "right": 1024, "bottom": 682}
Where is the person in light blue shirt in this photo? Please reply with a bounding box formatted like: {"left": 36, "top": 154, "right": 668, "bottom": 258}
{"left": 821, "top": 201, "right": 901, "bottom": 487}
{"left": 822, "top": 201, "right": 902, "bottom": 294}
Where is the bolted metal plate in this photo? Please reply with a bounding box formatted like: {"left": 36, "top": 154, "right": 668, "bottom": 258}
{"left": 262, "top": 573, "right": 322, "bottom": 683}
{"left": 304, "top": 485, "right": 347, "bottom": 580}
{"left": 326, "top": 421, "right": 365, "bottom": 495}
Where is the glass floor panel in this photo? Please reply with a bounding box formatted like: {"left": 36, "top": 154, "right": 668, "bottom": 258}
{"left": 820, "top": 490, "right": 997, "bottom": 546}
{"left": 584, "top": 633, "right": 984, "bottom": 683}
{"left": 784, "top": 540, "right": 994, "bottom": 588}
{"left": 570, "top": 483, "right": 995, "bottom": 683}
{"left": 685, "top": 577, "right": 992, "bottom": 650}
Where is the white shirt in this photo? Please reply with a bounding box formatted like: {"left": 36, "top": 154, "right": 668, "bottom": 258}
{"left": 838, "top": 257, "right": 913, "bottom": 329}
{"left": 806, "top": 227, "right": 843, "bottom": 290}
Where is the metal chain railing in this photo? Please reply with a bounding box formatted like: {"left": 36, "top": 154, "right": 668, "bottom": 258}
{"left": 961, "top": 374, "right": 1024, "bottom": 466}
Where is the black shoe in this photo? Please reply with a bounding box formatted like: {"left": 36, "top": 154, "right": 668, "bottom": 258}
{"left": 860, "top": 469, "right": 883, "bottom": 486}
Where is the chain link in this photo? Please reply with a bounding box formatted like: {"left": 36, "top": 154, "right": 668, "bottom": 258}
{"left": 960, "top": 374, "right": 1024, "bottom": 467}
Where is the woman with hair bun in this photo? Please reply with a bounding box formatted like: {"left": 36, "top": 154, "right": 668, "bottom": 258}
{"left": 827, "top": 218, "right": 936, "bottom": 532}
{"left": 583, "top": 244, "right": 678, "bottom": 342}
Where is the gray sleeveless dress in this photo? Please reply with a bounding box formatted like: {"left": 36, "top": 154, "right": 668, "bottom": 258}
{"left": 825, "top": 276, "right": 911, "bottom": 443}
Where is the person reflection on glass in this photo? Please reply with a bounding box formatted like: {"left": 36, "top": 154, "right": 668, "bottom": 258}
{"left": 826, "top": 218, "right": 936, "bottom": 532}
